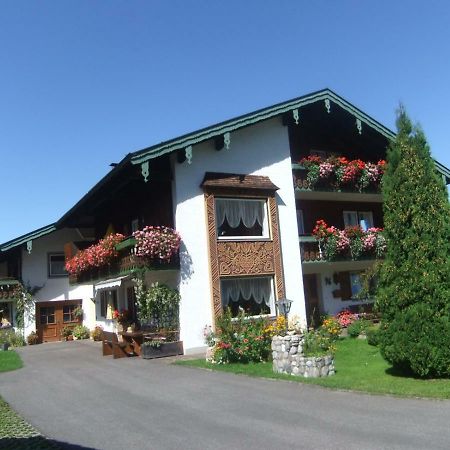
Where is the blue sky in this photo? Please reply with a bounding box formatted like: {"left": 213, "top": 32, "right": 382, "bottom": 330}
{"left": 1, "top": 1, "right": 449, "bottom": 243}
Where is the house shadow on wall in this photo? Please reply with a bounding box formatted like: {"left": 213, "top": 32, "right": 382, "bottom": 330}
{"left": 179, "top": 242, "right": 193, "bottom": 282}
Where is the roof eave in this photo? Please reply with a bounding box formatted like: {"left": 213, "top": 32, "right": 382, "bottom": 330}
{"left": 130, "top": 89, "right": 396, "bottom": 165}
{"left": 0, "top": 223, "right": 57, "bottom": 252}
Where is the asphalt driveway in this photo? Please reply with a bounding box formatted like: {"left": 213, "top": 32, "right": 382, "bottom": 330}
{"left": 1, "top": 341, "right": 450, "bottom": 450}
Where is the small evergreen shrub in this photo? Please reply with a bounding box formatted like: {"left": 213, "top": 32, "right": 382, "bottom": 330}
{"left": 366, "top": 326, "right": 380, "bottom": 346}
{"left": 347, "top": 319, "right": 370, "bottom": 338}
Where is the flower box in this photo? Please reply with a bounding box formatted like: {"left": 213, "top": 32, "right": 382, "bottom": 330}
{"left": 141, "top": 341, "right": 183, "bottom": 359}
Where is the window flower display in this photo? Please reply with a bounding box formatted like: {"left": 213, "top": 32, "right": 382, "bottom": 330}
{"left": 65, "top": 233, "right": 125, "bottom": 276}
{"left": 312, "top": 219, "right": 386, "bottom": 261}
{"left": 297, "top": 155, "right": 386, "bottom": 192}
{"left": 132, "top": 226, "right": 181, "bottom": 261}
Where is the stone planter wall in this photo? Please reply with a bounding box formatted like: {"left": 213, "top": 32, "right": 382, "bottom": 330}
{"left": 272, "top": 335, "right": 335, "bottom": 378}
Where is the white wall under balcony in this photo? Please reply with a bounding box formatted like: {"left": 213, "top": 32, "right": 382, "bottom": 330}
{"left": 21, "top": 228, "right": 94, "bottom": 335}
{"left": 172, "top": 118, "right": 306, "bottom": 354}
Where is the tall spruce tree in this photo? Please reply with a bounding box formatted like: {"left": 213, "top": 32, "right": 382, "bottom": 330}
{"left": 377, "top": 106, "right": 450, "bottom": 378}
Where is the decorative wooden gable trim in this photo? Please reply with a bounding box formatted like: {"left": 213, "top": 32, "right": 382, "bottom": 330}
{"left": 203, "top": 173, "right": 285, "bottom": 320}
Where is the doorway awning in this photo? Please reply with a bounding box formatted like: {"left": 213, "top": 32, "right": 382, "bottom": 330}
{"left": 94, "top": 276, "right": 130, "bottom": 293}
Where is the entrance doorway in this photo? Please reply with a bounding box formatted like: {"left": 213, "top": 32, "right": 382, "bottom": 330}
{"left": 303, "top": 274, "right": 321, "bottom": 327}
{"left": 36, "top": 300, "right": 82, "bottom": 343}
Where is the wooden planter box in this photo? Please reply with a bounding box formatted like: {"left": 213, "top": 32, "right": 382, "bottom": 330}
{"left": 141, "top": 341, "right": 183, "bottom": 359}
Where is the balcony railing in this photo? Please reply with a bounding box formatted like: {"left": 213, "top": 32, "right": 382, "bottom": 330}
{"left": 68, "top": 253, "right": 179, "bottom": 285}
{"left": 299, "top": 236, "right": 324, "bottom": 263}
{"left": 67, "top": 227, "right": 181, "bottom": 285}
{"left": 292, "top": 156, "right": 385, "bottom": 198}
{"left": 0, "top": 278, "right": 22, "bottom": 299}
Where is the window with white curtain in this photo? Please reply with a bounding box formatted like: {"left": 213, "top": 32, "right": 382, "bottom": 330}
{"left": 215, "top": 198, "right": 269, "bottom": 239}
{"left": 220, "top": 276, "right": 275, "bottom": 317}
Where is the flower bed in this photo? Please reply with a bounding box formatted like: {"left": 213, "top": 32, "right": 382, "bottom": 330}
{"left": 296, "top": 155, "right": 386, "bottom": 192}
{"left": 312, "top": 219, "right": 386, "bottom": 261}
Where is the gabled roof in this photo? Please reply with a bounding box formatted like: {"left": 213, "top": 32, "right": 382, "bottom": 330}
{"left": 0, "top": 223, "right": 56, "bottom": 252}
{"left": 130, "top": 88, "right": 396, "bottom": 165}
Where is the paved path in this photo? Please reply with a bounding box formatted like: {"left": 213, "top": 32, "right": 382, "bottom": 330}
{"left": 1, "top": 341, "right": 450, "bottom": 450}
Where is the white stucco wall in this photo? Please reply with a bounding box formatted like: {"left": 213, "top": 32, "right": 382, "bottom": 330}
{"left": 172, "top": 118, "right": 306, "bottom": 353}
{"left": 304, "top": 261, "right": 375, "bottom": 316}
{"left": 21, "top": 228, "right": 94, "bottom": 336}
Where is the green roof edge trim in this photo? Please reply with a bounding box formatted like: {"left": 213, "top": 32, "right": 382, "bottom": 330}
{"left": 130, "top": 88, "right": 396, "bottom": 165}
{"left": 0, "top": 223, "right": 57, "bottom": 252}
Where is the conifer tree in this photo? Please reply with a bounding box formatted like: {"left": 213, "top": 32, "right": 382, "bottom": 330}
{"left": 377, "top": 106, "right": 450, "bottom": 377}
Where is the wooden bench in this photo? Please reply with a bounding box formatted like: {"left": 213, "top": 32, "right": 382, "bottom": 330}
{"left": 102, "top": 331, "right": 134, "bottom": 359}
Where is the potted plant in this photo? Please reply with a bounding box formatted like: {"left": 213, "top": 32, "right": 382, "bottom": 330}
{"left": 61, "top": 326, "right": 74, "bottom": 341}
{"left": 72, "top": 305, "right": 84, "bottom": 321}
{"left": 27, "top": 331, "right": 39, "bottom": 345}
{"left": 141, "top": 334, "right": 183, "bottom": 359}
{"left": 72, "top": 325, "right": 90, "bottom": 340}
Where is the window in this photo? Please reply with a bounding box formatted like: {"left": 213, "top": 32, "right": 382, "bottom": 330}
{"left": 296, "top": 210, "right": 305, "bottom": 235}
{"left": 0, "top": 302, "right": 13, "bottom": 327}
{"left": 220, "top": 276, "right": 275, "bottom": 317}
{"left": 48, "top": 253, "right": 67, "bottom": 277}
{"left": 63, "top": 305, "right": 77, "bottom": 323}
{"left": 215, "top": 198, "right": 269, "bottom": 239}
{"left": 343, "top": 211, "right": 374, "bottom": 231}
{"left": 40, "top": 306, "right": 55, "bottom": 325}
{"left": 100, "top": 290, "right": 118, "bottom": 318}
{"left": 349, "top": 272, "right": 363, "bottom": 298}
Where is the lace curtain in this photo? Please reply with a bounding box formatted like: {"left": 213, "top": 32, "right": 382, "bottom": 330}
{"left": 215, "top": 198, "right": 266, "bottom": 230}
{"left": 221, "top": 277, "right": 274, "bottom": 307}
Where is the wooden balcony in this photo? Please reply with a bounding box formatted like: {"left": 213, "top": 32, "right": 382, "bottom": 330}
{"left": 0, "top": 278, "right": 22, "bottom": 299}
{"left": 68, "top": 249, "right": 179, "bottom": 285}
{"left": 299, "top": 237, "right": 324, "bottom": 263}
{"left": 292, "top": 165, "right": 382, "bottom": 203}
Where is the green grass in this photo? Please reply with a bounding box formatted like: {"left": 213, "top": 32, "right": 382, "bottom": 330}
{"left": 0, "top": 351, "right": 23, "bottom": 373}
{"left": 177, "top": 338, "right": 450, "bottom": 399}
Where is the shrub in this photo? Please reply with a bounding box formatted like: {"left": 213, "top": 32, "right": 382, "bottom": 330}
{"left": 27, "top": 331, "right": 39, "bottom": 345}
{"left": 72, "top": 325, "right": 90, "bottom": 340}
{"left": 210, "top": 309, "right": 272, "bottom": 364}
{"left": 347, "top": 319, "right": 370, "bottom": 338}
{"left": 366, "top": 326, "right": 380, "bottom": 346}
{"left": 91, "top": 326, "right": 104, "bottom": 341}
{"left": 380, "top": 304, "right": 450, "bottom": 378}
{"left": 0, "top": 329, "right": 25, "bottom": 347}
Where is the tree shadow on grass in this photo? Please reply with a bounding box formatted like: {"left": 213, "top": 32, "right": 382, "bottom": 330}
{"left": 0, "top": 436, "right": 96, "bottom": 450}
{"left": 385, "top": 365, "right": 427, "bottom": 380}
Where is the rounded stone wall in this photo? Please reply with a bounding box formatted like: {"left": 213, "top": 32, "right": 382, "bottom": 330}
{"left": 271, "top": 335, "right": 335, "bottom": 378}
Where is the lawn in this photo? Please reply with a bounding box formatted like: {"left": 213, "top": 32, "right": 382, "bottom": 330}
{"left": 0, "top": 350, "right": 23, "bottom": 373}
{"left": 177, "top": 338, "right": 450, "bottom": 399}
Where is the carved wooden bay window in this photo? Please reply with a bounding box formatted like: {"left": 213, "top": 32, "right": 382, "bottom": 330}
{"left": 202, "top": 172, "right": 285, "bottom": 319}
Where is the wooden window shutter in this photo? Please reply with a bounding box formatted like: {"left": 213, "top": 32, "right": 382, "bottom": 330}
{"left": 338, "top": 272, "right": 352, "bottom": 300}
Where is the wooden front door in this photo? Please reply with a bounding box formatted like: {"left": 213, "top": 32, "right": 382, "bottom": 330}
{"left": 303, "top": 274, "right": 321, "bottom": 328}
{"left": 36, "top": 300, "right": 82, "bottom": 343}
